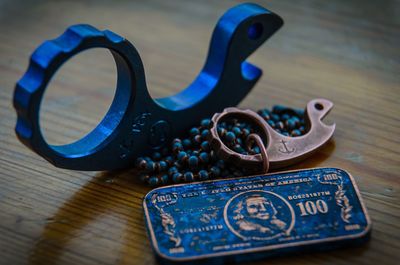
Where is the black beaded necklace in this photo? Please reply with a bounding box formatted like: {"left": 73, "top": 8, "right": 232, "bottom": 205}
{"left": 135, "top": 105, "right": 306, "bottom": 186}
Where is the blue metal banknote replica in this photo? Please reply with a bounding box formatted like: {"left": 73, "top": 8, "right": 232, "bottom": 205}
{"left": 144, "top": 168, "right": 371, "bottom": 264}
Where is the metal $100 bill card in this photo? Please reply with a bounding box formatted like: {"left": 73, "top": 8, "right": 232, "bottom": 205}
{"left": 143, "top": 168, "right": 371, "bottom": 264}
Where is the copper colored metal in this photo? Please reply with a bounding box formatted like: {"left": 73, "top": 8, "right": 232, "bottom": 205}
{"left": 246, "top": 133, "right": 270, "bottom": 173}
{"left": 208, "top": 99, "right": 335, "bottom": 171}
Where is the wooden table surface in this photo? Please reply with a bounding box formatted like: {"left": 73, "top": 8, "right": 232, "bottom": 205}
{"left": 0, "top": 0, "right": 399, "bottom": 264}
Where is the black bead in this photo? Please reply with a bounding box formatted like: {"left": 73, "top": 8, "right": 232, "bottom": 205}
{"left": 216, "top": 160, "right": 225, "bottom": 169}
{"left": 146, "top": 161, "right": 156, "bottom": 172}
{"left": 210, "top": 166, "right": 221, "bottom": 177}
{"left": 285, "top": 119, "right": 296, "bottom": 130}
{"left": 159, "top": 161, "right": 168, "bottom": 171}
{"left": 172, "top": 138, "right": 181, "bottom": 144}
{"left": 184, "top": 171, "right": 194, "bottom": 182}
{"left": 281, "top": 113, "right": 290, "bottom": 120}
{"left": 148, "top": 176, "right": 159, "bottom": 186}
{"left": 200, "top": 141, "right": 210, "bottom": 151}
{"left": 172, "top": 142, "right": 183, "bottom": 153}
{"left": 271, "top": 114, "right": 280, "bottom": 121}
{"left": 135, "top": 157, "right": 144, "bottom": 167}
{"left": 267, "top": 120, "right": 275, "bottom": 128}
{"left": 160, "top": 174, "right": 169, "bottom": 184}
{"left": 182, "top": 138, "right": 191, "bottom": 149}
{"left": 152, "top": 152, "right": 162, "bottom": 161}
{"left": 168, "top": 166, "right": 179, "bottom": 176}
{"left": 172, "top": 172, "right": 183, "bottom": 183}
{"left": 201, "top": 129, "right": 210, "bottom": 139}
{"left": 225, "top": 131, "right": 236, "bottom": 142}
{"left": 199, "top": 152, "right": 210, "bottom": 163}
{"left": 217, "top": 127, "right": 226, "bottom": 137}
{"left": 200, "top": 119, "right": 211, "bottom": 128}
{"left": 193, "top": 135, "right": 202, "bottom": 144}
{"left": 275, "top": 121, "right": 284, "bottom": 130}
{"left": 190, "top": 127, "right": 200, "bottom": 137}
{"left": 241, "top": 128, "right": 250, "bottom": 137}
{"left": 188, "top": 156, "right": 199, "bottom": 169}
{"left": 177, "top": 151, "right": 188, "bottom": 163}
{"left": 137, "top": 159, "right": 147, "bottom": 170}
{"left": 164, "top": 156, "right": 174, "bottom": 165}
{"left": 291, "top": 129, "right": 302, "bottom": 137}
{"left": 198, "top": 170, "right": 209, "bottom": 180}
{"left": 272, "top": 105, "right": 288, "bottom": 114}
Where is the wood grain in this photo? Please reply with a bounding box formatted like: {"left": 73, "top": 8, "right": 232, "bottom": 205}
{"left": 0, "top": 0, "right": 399, "bottom": 264}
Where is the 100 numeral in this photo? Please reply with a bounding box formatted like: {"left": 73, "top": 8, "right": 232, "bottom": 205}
{"left": 296, "top": 199, "right": 328, "bottom": 216}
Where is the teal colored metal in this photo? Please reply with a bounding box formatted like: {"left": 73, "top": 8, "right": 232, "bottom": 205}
{"left": 143, "top": 168, "right": 371, "bottom": 264}
{"left": 13, "top": 3, "right": 283, "bottom": 170}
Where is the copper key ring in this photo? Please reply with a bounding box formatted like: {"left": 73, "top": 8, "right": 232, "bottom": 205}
{"left": 208, "top": 99, "right": 335, "bottom": 172}
{"left": 246, "top": 133, "right": 270, "bottom": 173}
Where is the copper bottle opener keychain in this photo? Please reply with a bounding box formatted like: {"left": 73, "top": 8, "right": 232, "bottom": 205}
{"left": 208, "top": 98, "right": 335, "bottom": 173}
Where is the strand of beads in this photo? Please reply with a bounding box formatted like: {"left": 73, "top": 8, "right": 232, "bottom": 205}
{"left": 135, "top": 105, "right": 306, "bottom": 186}
{"left": 257, "top": 105, "right": 306, "bottom": 137}
{"left": 217, "top": 119, "right": 260, "bottom": 155}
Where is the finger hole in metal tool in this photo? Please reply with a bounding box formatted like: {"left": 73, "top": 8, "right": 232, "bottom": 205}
{"left": 40, "top": 49, "right": 117, "bottom": 146}
{"left": 248, "top": 23, "right": 263, "bottom": 40}
{"left": 41, "top": 48, "right": 133, "bottom": 157}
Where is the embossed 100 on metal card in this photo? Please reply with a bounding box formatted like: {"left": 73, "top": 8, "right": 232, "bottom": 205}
{"left": 143, "top": 168, "right": 371, "bottom": 264}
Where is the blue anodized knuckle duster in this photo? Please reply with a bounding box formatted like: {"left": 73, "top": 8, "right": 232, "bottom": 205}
{"left": 13, "top": 3, "right": 283, "bottom": 170}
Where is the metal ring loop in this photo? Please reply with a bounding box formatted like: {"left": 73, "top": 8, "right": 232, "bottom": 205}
{"left": 14, "top": 25, "right": 139, "bottom": 168}
{"left": 208, "top": 107, "right": 271, "bottom": 172}
{"left": 247, "top": 133, "right": 269, "bottom": 173}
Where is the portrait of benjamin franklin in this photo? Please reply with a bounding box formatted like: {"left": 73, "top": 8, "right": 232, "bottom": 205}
{"left": 225, "top": 191, "right": 294, "bottom": 240}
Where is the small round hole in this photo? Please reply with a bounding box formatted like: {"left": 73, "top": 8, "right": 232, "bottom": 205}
{"left": 314, "top": 103, "right": 324, "bottom": 111}
{"left": 248, "top": 23, "right": 263, "bottom": 40}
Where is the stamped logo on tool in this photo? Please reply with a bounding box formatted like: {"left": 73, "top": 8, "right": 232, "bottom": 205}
{"left": 278, "top": 140, "right": 295, "bottom": 154}
{"left": 149, "top": 120, "right": 171, "bottom": 149}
